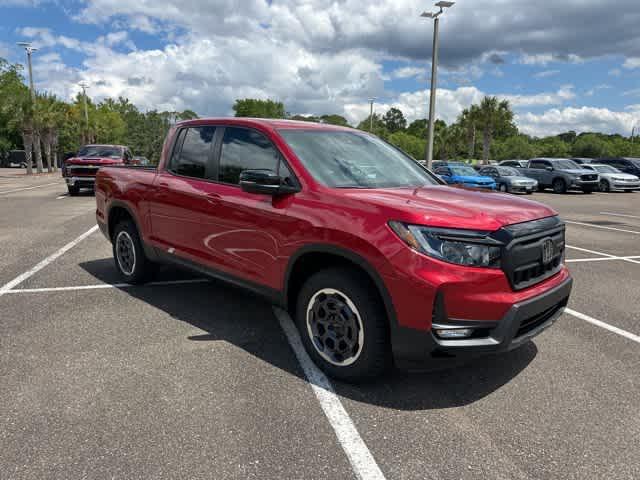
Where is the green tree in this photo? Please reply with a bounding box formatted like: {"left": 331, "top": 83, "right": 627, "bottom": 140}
{"left": 382, "top": 107, "right": 407, "bottom": 133}
{"left": 471, "top": 97, "right": 515, "bottom": 163}
{"left": 407, "top": 119, "right": 427, "bottom": 138}
{"left": 320, "top": 114, "right": 349, "bottom": 127}
{"left": 535, "top": 137, "right": 569, "bottom": 158}
{"left": 388, "top": 131, "right": 425, "bottom": 159}
{"left": 571, "top": 134, "right": 610, "bottom": 158}
{"left": 494, "top": 135, "right": 536, "bottom": 160}
{"left": 233, "top": 98, "right": 285, "bottom": 118}
{"left": 357, "top": 114, "right": 389, "bottom": 139}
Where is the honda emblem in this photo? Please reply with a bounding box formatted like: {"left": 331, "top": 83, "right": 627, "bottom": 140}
{"left": 541, "top": 238, "right": 555, "bottom": 265}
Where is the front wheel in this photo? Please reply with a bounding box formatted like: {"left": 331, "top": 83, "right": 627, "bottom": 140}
{"left": 599, "top": 179, "right": 610, "bottom": 192}
{"left": 67, "top": 184, "right": 80, "bottom": 196}
{"left": 296, "top": 268, "right": 391, "bottom": 381}
{"left": 112, "top": 219, "right": 155, "bottom": 284}
{"left": 499, "top": 183, "right": 508, "bottom": 193}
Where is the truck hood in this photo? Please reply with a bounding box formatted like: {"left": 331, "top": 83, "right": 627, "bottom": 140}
{"left": 564, "top": 169, "right": 594, "bottom": 175}
{"left": 66, "top": 157, "right": 123, "bottom": 165}
{"left": 341, "top": 185, "right": 557, "bottom": 231}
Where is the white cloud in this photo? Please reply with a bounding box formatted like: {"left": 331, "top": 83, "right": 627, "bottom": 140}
{"left": 519, "top": 53, "right": 583, "bottom": 66}
{"left": 517, "top": 106, "right": 638, "bottom": 137}
{"left": 391, "top": 66, "right": 424, "bottom": 80}
{"left": 502, "top": 86, "right": 576, "bottom": 107}
{"left": 534, "top": 70, "right": 560, "bottom": 79}
{"left": 623, "top": 57, "right": 640, "bottom": 69}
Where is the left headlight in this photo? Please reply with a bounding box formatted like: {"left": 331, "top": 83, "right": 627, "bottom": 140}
{"left": 389, "top": 222, "right": 502, "bottom": 268}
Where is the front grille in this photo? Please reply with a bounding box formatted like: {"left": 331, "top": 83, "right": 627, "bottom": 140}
{"left": 516, "top": 299, "right": 567, "bottom": 338}
{"left": 497, "top": 216, "right": 565, "bottom": 290}
{"left": 68, "top": 166, "right": 99, "bottom": 176}
{"left": 581, "top": 174, "right": 597, "bottom": 181}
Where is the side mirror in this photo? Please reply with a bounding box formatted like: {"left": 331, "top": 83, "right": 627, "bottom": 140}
{"left": 545, "top": 166, "right": 553, "bottom": 171}
{"left": 239, "top": 169, "right": 300, "bottom": 195}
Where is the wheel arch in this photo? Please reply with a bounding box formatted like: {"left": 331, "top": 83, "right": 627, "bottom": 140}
{"left": 106, "top": 201, "right": 158, "bottom": 260}
{"left": 283, "top": 245, "right": 398, "bottom": 329}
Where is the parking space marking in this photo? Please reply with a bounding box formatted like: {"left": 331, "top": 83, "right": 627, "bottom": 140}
{"left": 600, "top": 212, "right": 640, "bottom": 220}
{"left": 566, "top": 256, "right": 640, "bottom": 263}
{"left": 0, "top": 182, "right": 60, "bottom": 195}
{"left": 7, "top": 278, "right": 209, "bottom": 294}
{"left": 566, "top": 220, "right": 640, "bottom": 235}
{"left": 565, "top": 308, "right": 640, "bottom": 345}
{"left": 566, "top": 245, "right": 640, "bottom": 265}
{"left": 274, "top": 307, "right": 387, "bottom": 480}
{"left": 56, "top": 194, "right": 68, "bottom": 199}
{"left": 0, "top": 226, "right": 98, "bottom": 297}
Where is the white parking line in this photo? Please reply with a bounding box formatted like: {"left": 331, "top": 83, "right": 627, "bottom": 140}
{"left": 600, "top": 212, "right": 640, "bottom": 220}
{"left": 0, "top": 226, "right": 98, "bottom": 297}
{"left": 273, "top": 307, "right": 386, "bottom": 480}
{"left": 0, "top": 182, "right": 60, "bottom": 195}
{"left": 565, "top": 245, "right": 640, "bottom": 265}
{"left": 565, "top": 308, "right": 640, "bottom": 345}
{"left": 56, "top": 194, "right": 68, "bottom": 199}
{"left": 566, "top": 220, "right": 640, "bottom": 235}
{"left": 566, "top": 256, "right": 640, "bottom": 263}
{"left": 7, "top": 278, "right": 209, "bottom": 294}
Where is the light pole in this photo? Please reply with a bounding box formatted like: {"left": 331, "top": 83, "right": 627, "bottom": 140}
{"left": 78, "top": 82, "right": 90, "bottom": 142}
{"left": 421, "top": 1, "right": 455, "bottom": 169}
{"left": 17, "top": 42, "right": 37, "bottom": 101}
{"left": 368, "top": 97, "right": 376, "bottom": 132}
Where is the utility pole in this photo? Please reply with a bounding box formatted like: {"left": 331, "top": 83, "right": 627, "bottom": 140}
{"left": 79, "top": 82, "right": 90, "bottom": 143}
{"left": 421, "top": 1, "right": 455, "bottom": 169}
{"left": 368, "top": 97, "right": 376, "bottom": 132}
{"left": 17, "top": 42, "right": 39, "bottom": 175}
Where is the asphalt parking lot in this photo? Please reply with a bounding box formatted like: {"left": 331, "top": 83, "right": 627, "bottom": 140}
{"left": 1, "top": 168, "right": 639, "bottom": 479}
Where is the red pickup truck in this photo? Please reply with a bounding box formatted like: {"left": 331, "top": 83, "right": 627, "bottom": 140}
{"left": 63, "top": 144, "right": 134, "bottom": 195}
{"left": 95, "top": 118, "right": 572, "bottom": 381}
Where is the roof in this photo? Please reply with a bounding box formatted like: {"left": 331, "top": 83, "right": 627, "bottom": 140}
{"left": 175, "top": 117, "right": 355, "bottom": 132}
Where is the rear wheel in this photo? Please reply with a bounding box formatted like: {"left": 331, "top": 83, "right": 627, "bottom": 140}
{"left": 67, "top": 184, "right": 80, "bottom": 196}
{"left": 296, "top": 268, "right": 391, "bottom": 381}
{"left": 499, "top": 183, "right": 508, "bottom": 193}
{"left": 112, "top": 219, "right": 155, "bottom": 284}
{"left": 552, "top": 178, "right": 567, "bottom": 194}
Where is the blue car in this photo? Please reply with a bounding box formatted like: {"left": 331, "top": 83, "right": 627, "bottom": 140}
{"left": 434, "top": 165, "right": 497, "bottom": 190}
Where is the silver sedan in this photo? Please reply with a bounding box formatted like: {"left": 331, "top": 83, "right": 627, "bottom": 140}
{"left": 583, "top": 164, "right": 640, "bottom": 192}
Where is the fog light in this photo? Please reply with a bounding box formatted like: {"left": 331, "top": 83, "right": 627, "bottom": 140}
{"left": 435, "top": 328, "right": 473, "bottom": 339}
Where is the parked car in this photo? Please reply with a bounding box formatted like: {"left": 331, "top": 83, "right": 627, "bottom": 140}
{"left": 596, "top": 157, "right": 640, "bottom": 178}
{"left": 132, "top": 156, "right": 151, "bottom": 166}
{"left": 499, "top": 160, "right": 528, "bottom": 168}
{"left": 95, "top": 119, "right": 572, "bottom": 381}
{"left": 2, "top": 150, "right": 29, "bottom": 168}
{"left": 581, "top": 164, "right": 640, "bottom": 192}
{"left": 478, "top": 166, "right": 538, "bottom": 194}
{"left": 431, "top": 160, "right": 465, "bottom": 170}
{"left": 434, "top": 164, "right": 497, "bottom": 190}
{"left": 570, "top": 158, "right": 593, "bottom": 165}
{"left": 518, "top": 158, "right": 599, "bottom": 194}
{"left": 63, "top": 144, "right": 134, "bottom": 196}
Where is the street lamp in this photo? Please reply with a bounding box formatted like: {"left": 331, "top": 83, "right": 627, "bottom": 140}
{"left": 78, "top": 82, "right": 90, "bottom": 143}
{"left": 421, "top": 1, "right": 455, "bottom": 169}
{"left": 17, "top": 42, "right": 38, "bottom": 101}
{"left": 368, "top": 97, "right": 376, "bottom": 132}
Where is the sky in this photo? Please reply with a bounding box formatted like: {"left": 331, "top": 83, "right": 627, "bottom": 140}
{"left": 2, "top": 0, "right": 640, "bottom": 137}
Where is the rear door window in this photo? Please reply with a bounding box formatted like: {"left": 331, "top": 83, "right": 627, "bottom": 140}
{"left": 169, "top": 126, "right": 216, "bottom": 179}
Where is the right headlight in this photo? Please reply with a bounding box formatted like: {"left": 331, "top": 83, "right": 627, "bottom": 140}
{"left": 389, "top": 222, "right": 502, "bottom": 268}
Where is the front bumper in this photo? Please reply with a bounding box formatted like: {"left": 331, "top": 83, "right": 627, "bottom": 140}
{"left": 510, "top": 184, "right": 536, "bottom": 193}
{"left": 570, "top": 179, "right": 599, "bottom": 189}
{"left": 392, "top": 276, "right": 572, "bottom": 369}
{"left": 611, "top": 181, "right": 640, "bottom": 190}
{"left": 65, "top": 176, "right": 96, "bottom": 187}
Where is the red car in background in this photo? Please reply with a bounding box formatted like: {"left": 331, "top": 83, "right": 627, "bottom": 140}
{"left": 63, "top": 144, "right": 134, "bottom": 196}
{"left": 95, "top": 118, "right": 572, "bottom": 381}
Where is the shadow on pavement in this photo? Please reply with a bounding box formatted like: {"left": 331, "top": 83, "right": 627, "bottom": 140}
{"left": 80, "top": 258, "right": 537, "bottom": 411}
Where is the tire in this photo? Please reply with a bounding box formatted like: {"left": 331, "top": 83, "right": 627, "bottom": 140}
{"left": 599, "top": 179, "right": 610, "bottom": 192}
{"left": 552, "top": 178, "right": 567, "bottom": 194}
{"left": 67, "top": 185, "right": 80, "bottom": 196}
{"left": 582, "top": 188, "right": 594, "bottom": 194}
{"left": 295, "top": 267, "right": 391, "bottom": 381}
{"left": 112, "top": 219, "right": 155, "bottom": 284}
{"left": 499, "top": 183, "right": 508, "bottom": 193}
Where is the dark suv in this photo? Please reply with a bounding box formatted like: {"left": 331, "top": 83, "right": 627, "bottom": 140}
{"left": 597, "top": 158, "right": 640, "bottom": 177}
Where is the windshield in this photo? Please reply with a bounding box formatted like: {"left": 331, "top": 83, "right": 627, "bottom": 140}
{"left": 496, "top": 167, "right": 519, "bottom": 176}
{"left": 552, "top": 159, "right": 580, "bottom": 169}
{"left": 279, "top": 130, "right": 440, "bottom": 188}
{"left": 593, "top": 165, "right": 619, "bottom": 173}
{"left": 629, "top": 159, "right": 640, "bottom": 168}
{"left": 450, "top": 166, "right": 478, "bottom": 176}
{"left": 77, "top": 146, "right": 123, "bottom": 158}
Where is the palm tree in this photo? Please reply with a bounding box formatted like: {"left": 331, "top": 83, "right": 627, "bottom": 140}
{"left": 36, "top": 93, "right": 65, "bottom": 172}
{"left": 435, "top": 124, "right": 464, "bottom": 160}
{"left": 459, "top": 107, "right": 478, "bottom": 160}
{"left": 7, "top": 87, "right": 36, "bottom": 175}
{"left": 471, "top": 97, "right": 514, "bottom": 164}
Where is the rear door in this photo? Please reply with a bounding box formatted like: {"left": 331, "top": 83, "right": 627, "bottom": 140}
{"left": 148, "top": 125, "right": 221, "bottom": 261}
{"left": 527, "top": 160, "right": 551, "bottom": 184}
